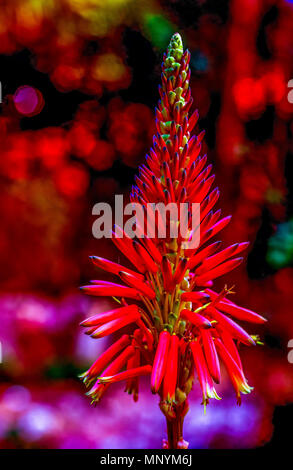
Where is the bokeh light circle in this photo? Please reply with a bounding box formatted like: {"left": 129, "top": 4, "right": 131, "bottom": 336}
{"left": 13, "top": 85, "right": 44, "bottom": 117}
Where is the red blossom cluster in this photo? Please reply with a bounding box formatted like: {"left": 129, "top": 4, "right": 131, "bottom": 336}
{"left": 80, "top": 34, "right": 266, "bottom": 449}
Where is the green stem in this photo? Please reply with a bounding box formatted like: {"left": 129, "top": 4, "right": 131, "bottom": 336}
{"left": 165, "top": 404, "right": 185, "bottom": 449}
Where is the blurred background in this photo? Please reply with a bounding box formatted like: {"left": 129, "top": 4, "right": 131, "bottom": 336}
{"left": 0, "top": 0, "right": 292, "bottom": 449}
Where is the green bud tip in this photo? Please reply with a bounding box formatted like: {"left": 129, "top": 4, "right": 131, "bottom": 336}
{"left": 164, "top": 33, "right": 184, "bottom": 67}
{"left": 169, "top": 33, "right": 183, "bottom": 52}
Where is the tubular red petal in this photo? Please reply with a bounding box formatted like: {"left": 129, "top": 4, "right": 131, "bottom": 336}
{"left": 219, "top": 330, "right": 243, "bottom": 369}
{"left": 172, "top": 257, "right": 188, "bottom": 285}
{"left": 188, "top": 109, "right": 199, "bottom": 132}
{"left": 173, "top": 153, "right": 180, "bottom": 180}
{"left": 99, "top": 365, "right": 152, "bottom": 384}
{"left": 142, "top": 236, "right": 163, "bottom": 265}
{"left": 80, "top": 284, "right": 141, "bottom": 299}
{"left": 166, "top": 177, "right": 175, "bottom": 202}
{"left": 133, "top": 241, "right": 159, "bottom": 273}
{"left": 200, "top": 330, "right": 221, "bottom": 384}
{"left": 80, "top": 305, "right": 139, "bottom": 327}
{"left": 152, "top": 175, "right": 165, "bottom": 199}
{"left": 89, "top": 280, "right": 126, "bottom": 286}
{"left": 162, "top": 161, "right": 172, "bottom": 181}
{"left": 189, "top": 174, "right": 215, "bottom": 203}
{"left": 214, "top": 338, "right": 252, "bottom": 403}
{"left": 208, "top": 307, "right": 256, "bottom": 346}
{"left": 112, "top": 225, "right": 147, "bottom": 273}
{"left": 162, "top": 335, "right": 179, "bottom": 401}
{"left": 119, "top": 271, "right": 156, "bottom": 300}
{"left": 80, "top": 334, "right": 130, "bottom": 382}
{"left": 180, "top": 144, "right": 189, "bottom": 168}
{"left": 197, "top": 130, "right": 205, "bottom": 144}
{"left": 189, "top": 155, "right": 207, "bottom": 179}
{"left": 192, "top": 164, "right": 212, "bottom": 188}
{"left": 190, "top": 340, "right": 212, "bottom": 405}
{"left": 151, "top": 331, "right": 171, "bottom": 393}
{"left": 84, "top": 326, "right": 99, "bottom": 336}
{"left": 201, "top": 215, "right": 232, "bottom": 245}
{"left": 145, "top": 204, "right": 166, "bottom": 239}
{"left": 90, "top": 311, "right": 140, "bottom": 338}
{"left": 195, "top": 257, "right": 243, "bottom": 284}
{"left": 161, "top": 255, "right": 173, "bottom": 291}
{"left": 90, "top": 256, "right": 144, "bottom": 280}
{"left": 196, "top": 243, "right": 249, "bottom": 275}
{"left": 180, "top": 309, "right": 212, "bottom": 329}
{"left": 181, "top": 291, "right": 210, "bottom": 303}
{"left": 200, "top": 188, "right": 220, "bottom": 222}
{"left": 217, "top": 300, "right": 267, "bottom": 324}
{"left": 87, "top": 345, "right": 135, "bottom": 402}
{"left": 200, "top": 209, "right": 222, "bottom": 234}
{"left": 136, "top": 318, "right": 154, "bottom": 351}
{"left": 186, "top": 241, "right": 222, "bottom": 270}
{"left": 125, "top": 338, "right": 141, "bottom": 401}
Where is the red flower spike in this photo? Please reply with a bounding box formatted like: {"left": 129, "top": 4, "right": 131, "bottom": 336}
{"left": 79, "top": 33, "right": 265, "bottom": 448}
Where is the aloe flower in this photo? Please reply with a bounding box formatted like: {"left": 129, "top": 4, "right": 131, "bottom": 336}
{"left": 80, "top": 33, "right": 266, "bottom": 449}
